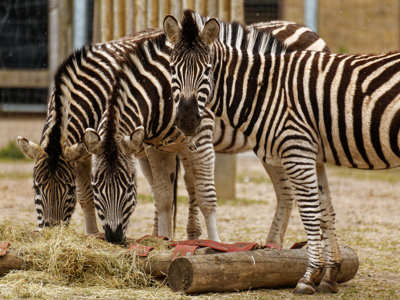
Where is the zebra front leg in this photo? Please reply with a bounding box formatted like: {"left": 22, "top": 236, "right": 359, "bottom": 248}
{"left": 263, "top": 164, "right": 293, "bottom": 247}
{"left": 281, "top": 154, "right": 324, "bottom": 294}
{"left": 138, "top": 156, "right": 159, "bottom": 236}
{"left": 146, "top": 147, "right": 178, "bottom": 239}
{"left": 181, "top": 145, "right": 220, "bottom": 242}
{"left": 75, "top": 156, "right": 99, "bottom": 234}
{"left": 317, "top": 163, "right": 341, "bottom": 293}
{"left": 181, "top": 155, "right": 202, "bottom": 240}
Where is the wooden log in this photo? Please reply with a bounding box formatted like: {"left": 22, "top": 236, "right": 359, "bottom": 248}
{"left": 0, "top": 250, "right": 25, "bottom": 276}
{"left": 138, "top": 247, "right": 218, "bottom": 277}
{"left": 167, "top": 245, "right": 359, "bottom": 294}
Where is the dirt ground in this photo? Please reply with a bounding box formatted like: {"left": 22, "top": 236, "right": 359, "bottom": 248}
{"left": 0, "top": 155, "right": 399, "bottom": 299}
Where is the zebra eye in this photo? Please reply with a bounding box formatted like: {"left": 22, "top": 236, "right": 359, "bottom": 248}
{"left": 67, "top": 185, "right": 75, "bottom": 196}
{"left": 126, "top": 185, "right": 134, "bottom": 195}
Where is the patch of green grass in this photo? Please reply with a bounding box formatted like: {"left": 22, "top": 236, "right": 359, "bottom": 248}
{"left": 0, "top": 171, "right": 31, "bottom": 180}
{"left": 0, "top": 141, "right": 26, "bottom": 160}
{"left": 218, "top": 197, "right": 263, "bottom": 206}
{"left": 338, "top": 46, "right": 348, "bottom": 53}
{"left": 328, "top": 165, "right": 400, "bottom": 183}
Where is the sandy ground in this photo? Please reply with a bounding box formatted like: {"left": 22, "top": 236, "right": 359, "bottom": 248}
{"left": 0, "top": 155, "right": 399, "bottom": 299}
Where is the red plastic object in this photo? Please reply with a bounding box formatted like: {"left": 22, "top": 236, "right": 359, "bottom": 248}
{"left": 169, "top": 240, "right": 259, "bottom": 253}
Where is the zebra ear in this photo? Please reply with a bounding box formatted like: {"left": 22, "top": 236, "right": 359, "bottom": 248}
{"left": 121, "top": 126, "right": 145, "bottom": 154}
{"left": 200, "top": 18, "right": 219, "bottom": 46}
{"left": 163, "top": 15, "right": 181, "bottom": 45}
{"left": 84, "top": 128, "right": 102, "bottom": 155}
{"left": 16, "top": 136, "right": 44, "bottom": 160}
{"left": 63, "top": 142, "right": 88, "bottom": 161}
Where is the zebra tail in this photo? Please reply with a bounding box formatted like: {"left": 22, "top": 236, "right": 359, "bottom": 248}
{"left": 172, "top": 155, "right": 180, "bottom": 239}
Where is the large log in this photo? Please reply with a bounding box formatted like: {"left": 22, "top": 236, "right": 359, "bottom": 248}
{"left": 138, "top": 247, "right": 217, "bottom": 277}
{"left": 168, "top": 245, "right": 359, "bottom": 294}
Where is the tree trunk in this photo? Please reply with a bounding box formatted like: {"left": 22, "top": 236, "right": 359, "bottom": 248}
{"left": 167, "top": 245, "right": 359, "bottom": 294}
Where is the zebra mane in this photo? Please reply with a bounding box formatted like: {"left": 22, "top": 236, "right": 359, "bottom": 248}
{"left": 183, "top": 10, "right": 286, "bottom": 55}
{"left": 101, "top": 73, "right": 123, "bottom": 168}
{"left": 42, "top": 46, "right": 89, "bottom": 171}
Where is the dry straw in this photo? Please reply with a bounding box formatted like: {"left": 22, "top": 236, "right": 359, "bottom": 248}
{"left": 0, "top": 220, "right": 170, "bottom": 295}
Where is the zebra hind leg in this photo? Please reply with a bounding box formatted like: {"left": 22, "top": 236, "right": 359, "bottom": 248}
{"left": 138, "top": 156, "right": 159, "bottom": 236}
{"left": 146, "top": 147, "right": 178, "bottom": 239}
{"left": 316, "top": 163, "right": 341, "bottom": 293}
{"left": 281, "top": 156, "right": 324, "bottom": 294}
{"left": 263, "top": 164, "right": 294, "bottom": 247}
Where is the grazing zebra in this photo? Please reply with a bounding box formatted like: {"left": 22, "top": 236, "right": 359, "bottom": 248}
{"left": 81, "top": 83, "right": 144, "bottom": 243}
{"left": 163, "top": 12, "right": 400, "bottom": 294}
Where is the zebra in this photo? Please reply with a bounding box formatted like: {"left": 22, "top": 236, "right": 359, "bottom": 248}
{"left": 179, "top": 12, "right": 330, "bottom": 246}
{"left": 163, "top": 12, "right": 400, "bottom": 294}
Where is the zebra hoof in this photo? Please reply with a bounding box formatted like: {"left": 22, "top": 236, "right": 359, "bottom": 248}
{"left": 293, "top": 281, "right": 316, "bottom": 295}
{"left": 318, "top": 280, "right": 339, "bottom": 293}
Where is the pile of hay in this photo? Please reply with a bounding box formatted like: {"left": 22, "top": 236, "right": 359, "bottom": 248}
{"left": 0, "top": 220, "right": 171, "bottom": 298}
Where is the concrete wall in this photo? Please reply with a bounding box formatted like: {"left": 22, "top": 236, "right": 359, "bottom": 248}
{"left": 282, "top": 0, "right": 400, "bottom": 53}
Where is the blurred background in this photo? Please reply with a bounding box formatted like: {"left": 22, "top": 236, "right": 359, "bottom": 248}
{"left": 1, "top": 0, "right": 400, "bottom": 198}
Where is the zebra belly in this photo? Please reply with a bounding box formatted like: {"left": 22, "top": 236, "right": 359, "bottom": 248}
{"left": 213, "top": 118, "right": 254, "bottom": 153}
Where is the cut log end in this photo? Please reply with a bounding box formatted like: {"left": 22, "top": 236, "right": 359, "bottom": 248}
{"left": 168, "top": 257, "right": 193, "bottom": 292}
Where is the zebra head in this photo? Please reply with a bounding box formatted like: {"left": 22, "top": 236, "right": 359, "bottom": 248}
{"left": 83, "top": 126, "right": 144, "bottom": 244}
{"left": 163, "top": 11, "right": 220, "bottom": 136}
{"left": 17, "top": 136, "right": 87, "bottom": 229}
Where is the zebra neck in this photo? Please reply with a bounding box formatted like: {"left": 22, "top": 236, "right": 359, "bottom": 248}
{"left": 209, "top": 46, "right": 277, "bottom": 134}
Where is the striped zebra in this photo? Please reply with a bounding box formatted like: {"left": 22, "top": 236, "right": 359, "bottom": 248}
{"left": 15, "top": 12, "right": 328, "bottom": 245}
{"left": 163, "top": 12, "right": 400, "bottom": 294}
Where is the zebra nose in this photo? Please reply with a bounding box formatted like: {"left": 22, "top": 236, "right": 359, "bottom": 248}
{"left": 175, "top": 97, "right": 201, "bottom": 136}
{"left": 104, "top": 224, "right": 125, "bottom": 244}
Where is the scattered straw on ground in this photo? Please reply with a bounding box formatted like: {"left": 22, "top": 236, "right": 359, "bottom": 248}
{"left": 0, "top": 221, "right": 169, "bottom": 297}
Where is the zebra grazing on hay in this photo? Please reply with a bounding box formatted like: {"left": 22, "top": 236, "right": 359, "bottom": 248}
{"left": 164, "top": 11, "right": 400, "bottom": 294}
{"left": 16, "top": 11, "right": 328, "bottom": 245}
